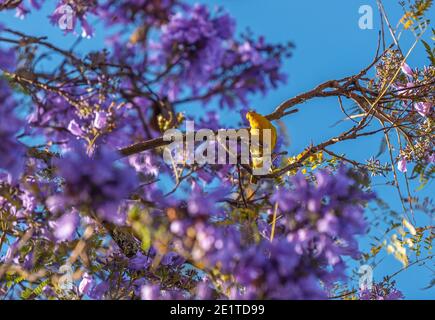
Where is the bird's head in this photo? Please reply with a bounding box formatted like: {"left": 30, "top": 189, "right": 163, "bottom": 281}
{"left": 246, "top": 110, "right": 258, "bottom": 123}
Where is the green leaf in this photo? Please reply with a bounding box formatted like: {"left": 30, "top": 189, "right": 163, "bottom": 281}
{"left": 421, "top": 40, "right": 435, "bottom": 65}
{"left": 20, "top": 279, "right": 50, "bottom": 300}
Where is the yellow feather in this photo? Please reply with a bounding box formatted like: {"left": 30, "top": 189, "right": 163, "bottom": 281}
{"left": 246, "top": 111, "right": 278, "bottom": 183}
{"left": 246, "top": 111, "right": 277, "bottom": 149}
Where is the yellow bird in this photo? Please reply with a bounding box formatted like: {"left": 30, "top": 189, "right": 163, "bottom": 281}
{"left": 246, "top": 111, "right": 277, "bottom": 183}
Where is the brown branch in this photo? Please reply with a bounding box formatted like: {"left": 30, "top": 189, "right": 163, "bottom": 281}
{"left": 0, "top": 0, "right": 23, "bottom": 10}
{"left": 118, "top": 136, "right": 167, "bottom": 157}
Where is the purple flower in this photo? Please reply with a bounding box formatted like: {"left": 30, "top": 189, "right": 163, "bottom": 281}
{"left": 269, "top": 167, "right": 373, "bottom": 285}
{"left": 79, "top": 273, "right": 94, "bottom": 295}
{"left": 50, "top": 2, "right": 77, "bottom": 32}
{"left": 141, "top": 284, "right": 161, "bottom": 300}
{"left": 49, "top": 1, "right": 96, "bottom": 37}
{"left": 2, "top": 239, "right": 20, "bottom": 264}
{"left": 23, "top": 252, "right": 34, "bottom": 270}
{"left": 401, "top": 62, "right": 413, "bottom": 77}
{"left": 230, "top": 239, "right": 325, "bottom": 299}
{"left": 0, "top": 133, "right": 26, "bottom": 181}
{"left": 29, "top": 0, "right": 43, "bottom": 10}
{"left": 80, "top": 16, "right": 94, "bottom": 38}
{"left": 0, "top": 47, "right": 16, "bottom": 72}
{"left": 0, "top": 77, "right": 26, "bottom": 181}
{"left": 156, "top": 4, "right": 235, "bottom": 97}
{"left": 187, "top": 181, "right": 229, "bottom": 217}
{"left": 43, "top": 285, "right": 56, "bottom": 298}
{"left": 359, "top": 283, "right": 404, "bottom": 300}
{"left": 53, "top": 209, "right": 80, "bottom": 241}
{"left": 140, "top": 284, "right": 185, "bottom": 300}
{"left": 16, "top": 189, "right": 36, "bottom": 218}
{"left": 414, "top": 102, "right": 431, "bottom": 117}
{"left": 88, "top": 281, "right": 110, "bottom": 300}
{"left": 128, "top": 152, "right": 159, "bottom": 176}
{"left": 128, "top": 252, "right": 152, "bottom": 271}
{"left": 195, "top": 278, "right": 215, "bottom": 299}
{"left": 97, "top": 0, "right": 175, "bottom": 27}
{"left": 53, "top": 142, "right": 138, "bottom": 224}
{"left": 46, "top": 195, "right": 66, "bottom": 213}
{"left": 68, "top": 119, "right": 85, "bottom": 137}
{"left": 161, "top": 251, "right": 185, "bottom": 266}
{"left": 397, "top": 157, "right": 407, "bottom": 173}
{"left": 93, "top": 111, "right": 108, "bottom": 129}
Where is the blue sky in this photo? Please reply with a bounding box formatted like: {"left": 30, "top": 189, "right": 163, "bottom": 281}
{"left": 1, "top": 0, "right": 433, "bottom": 298}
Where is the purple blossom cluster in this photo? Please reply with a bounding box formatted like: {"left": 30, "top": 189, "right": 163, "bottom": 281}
{"left": 1, "top": 0, "right": 96, "bottom": 36}
{"left": 50, "top": 0, "right": 96, "bottom": 38}
{"left": 0, "top": 46, "right": 16, "bottom": 72}
{"left": 217, "top": 37, "right": 289, "bottom": 108}
{"left": 386, "top": 61, "right": 435, "bottom": 173}
{"left": 127, "top": 249, "right": 185, "bottom": 272}
{"left": 51, "top": 208, "right": 80, "bottom": 241}
{"left": 128, "top": 151, "right": 160, "bottom": 177}
{"left": 78, "top": 247, "right": 189, "bottom": 299}
{"left": 98, "top": 0, "right": 178, "bottom": 27}
{"left": 359, "top": 283, "right": 404, "bottom": 300}
{"left": 28, "top": 89, "right": 148, "bottom": 155}
{"left": 153, "top": 4, "right": 290, "bottom": 107}
{"left": 397, "top": 63, "right": 433, "bottom": 117}
{"left": 156, "top": 5, "right": 235, "bottom": 94}
{"left": 227, "top": 168, "right": 374, "bottom": 299}
{"left": 230, "top": 239, "right": 326, "bottom": 299}
{"left": 0, "top": 174, "right": 36, "bottom": 219}
{"left": 4, "top": 0, "right": 43, "bottom": 19}
{"left": 271, "top": 168, "right": 373, "bottom": 266}
{"left": 164, "top": 167, "right": 375, "bottom": 299}
{"left": 0, "top": 58, "right": 26, "bottom": 180}
{"left": 140, "top": 284, "right": 186, "bottom": 300}
{"left": 48, "top": 143, "right": 138, "bottom": 224}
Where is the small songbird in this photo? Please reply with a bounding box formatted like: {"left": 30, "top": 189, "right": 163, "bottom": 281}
{"left": 246, "top": 111, "right": 277, "bottom": 183}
